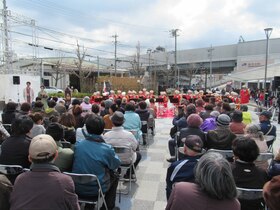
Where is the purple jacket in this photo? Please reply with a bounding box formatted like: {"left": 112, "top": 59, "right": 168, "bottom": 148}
{"left": 200, "top": 117, "right": 217, "bottom": 132}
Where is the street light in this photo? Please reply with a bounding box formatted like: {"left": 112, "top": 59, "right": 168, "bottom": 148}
{"left": 207, "top": 45, "right": 214, "bottom": 90}
{"left": 170, "top": 29, "right": 179, "bottom": 89}
{"left": 147, "top": 49, "right": 152, "bottom": 89}
{"left": 264, "top": 27, "right": 273, "bottom": 90}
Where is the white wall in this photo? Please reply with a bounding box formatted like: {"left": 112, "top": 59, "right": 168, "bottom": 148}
{"left": 0, "top": 74, "right": 41, "bottom": 103}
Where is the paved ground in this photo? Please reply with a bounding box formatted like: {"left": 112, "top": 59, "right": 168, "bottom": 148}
{"left": 117, "top": 105, "right": 280, "bottom": 210}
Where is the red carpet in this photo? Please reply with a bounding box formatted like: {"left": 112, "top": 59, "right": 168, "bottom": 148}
{"left": 157, "top": 104, "right": 174, "bottom": 118}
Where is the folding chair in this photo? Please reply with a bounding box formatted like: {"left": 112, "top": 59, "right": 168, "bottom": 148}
{"left": 264, "top": 135, "right": 275, "bottom": 152}
{"left": 60, "top": 141, "right": 72, "bottom": 149}
{"left": 2, "top": 124, "right": 12, "bottom": 135}
{"left": 141, "top": 121, "right": 148, "bottom": 146}
{"left": 174, "top": 130, "right": 180, "bottom": 161}
{"left": 207, "top": 149, "right": 234, "bottom": 160}
{"left": 63, "top": 172, "right": 107, "bottom": 210}
{"left": 256, "top": 152, "right": 273, "bottom": 162}
{"left": 103, "top": 129, "right": 112, "bottom": 134}
{"left": 0, "top": 164, "right": 24, "bottom": 175}
{"left": 113, "top": 146, "right": 136, "bottom": 195}
{"left": 236, "top": 187, "right": 267, "bottom": 210}
{"left": 0, "top": 164, "right": 24, "bottom": 184}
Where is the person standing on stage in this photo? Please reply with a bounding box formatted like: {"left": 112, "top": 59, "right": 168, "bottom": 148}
{"left": 240, "top": 85, "right": 250, "bottom": 104}
{"left": 23, "top": 82, "right": 34, "bottom": 104}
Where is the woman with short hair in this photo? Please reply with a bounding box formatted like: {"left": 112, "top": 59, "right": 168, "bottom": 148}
{"left": 166, "top": 152, "right": 240, "bottom": 210}
{"left": 232, "top": 137, "right": 269, "bottom": 210}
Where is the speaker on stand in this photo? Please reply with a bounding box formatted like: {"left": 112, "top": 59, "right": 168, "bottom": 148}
{"left": 13, "top": 76, "right": 20, "bottom": 104}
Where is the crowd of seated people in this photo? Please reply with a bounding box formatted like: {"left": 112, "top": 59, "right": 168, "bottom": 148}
{"left": 164, "top": 94, "right": 278, "bottom": 210}
{"left": 0, "top": 90, "right": 279, "bottom": 210}
{"left": 0, "top": 94, "right": 157, "bottom": 210}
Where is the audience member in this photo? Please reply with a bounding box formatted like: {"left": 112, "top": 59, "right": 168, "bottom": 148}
{"left": 123, "top": 102, "right": 142, "bottom": 141}
{"left": 263, "top": 175, "right": 280, "bottom": 210}
{"left": 46, "top": 123, "right": 74, "bottom": 172}
{"left": 268, "top": 149, "right": 280, "bottom": 178}
{"left": 104, "top": 111, "right": 141, "bottom": 179}
{"left": 29, "top": 113, "right": 46, "bottom": 138}
{"left": 72, "top": 105, "right": 84, "bottom": 129}
{"left": 55, "top": 99, "right": 66, "bottom": 115}
{"left": 103, "top": 103, "right": 118, "bottom": 129}
{"left": 178, "top": 114, "right": 205, "bottom": 147}
{"left": 200, "top": 110, "right": 219, "bottom": 132}
{"left": 0, "top": 116, "right": 33, "bottom": 171}
{"left": 68, "top": 98, "right": 81, "bottom": 115}
{"left": 100, "top": 99, "right": 113, "bottom": 117}
{"left": 80, "top": 96, "right": 92, "bottom": 117}
{"left": 17, "top": 102, "right": 31, "bottom": 117}
{"left": 166, "top": 152, "right": 240, "bottom": 210}
{"left": 195, "top": 99, "right": 205, "bottom": 114}
{"left": 240, "top": 105, "right": 252, "bottom": 125}
{"left": 221, "top": 102, "right": 232, "bottom": 117}
{"left": 200, "top": 104, "right": 214, "bottom": 121}
{"left": 229, "top": 110, "right": 246, "bottom": 134}
{"left": 258, "top": 111, "right": 276, "bottom": 146}
{"left": 2, "top": 102, "right": 17, "bottom": 124}
{"left": 166, "top": 135, "right": 203, "bottom": 199}
{"left": 0, "top": 174, "right": 12, "bottom": 210}
{"left": 244, "top": 124, "right": 268, "bottom": 169}
{"left": 91, "top": 103, "right": 100, "bottom": 115}
{"left": 10, "top": 134, "right": 80, "bottom": 210}
{"left": 135, "top": 101, "right": 150, "bottom": 145}
{"left": 206, "top": 114, "right": 236, "bottom": 149}
{"left": 59, "top": 113, "right": 76, "bottom": 144}
{"left": 231, "top": 137, "right": 269, "bottom": 210}
{"left": 45, "top": 100, "right": 59, "bottom": 118}
{"left": 72, "top": 114, "right": 121, "bottom": 210}
{"left": 32, "top": 101, "right": 44, "bottom": 114}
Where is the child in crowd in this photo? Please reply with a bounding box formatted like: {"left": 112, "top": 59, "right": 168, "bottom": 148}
{"left": 240, "top": 105, "right": 252, "bottom": 125}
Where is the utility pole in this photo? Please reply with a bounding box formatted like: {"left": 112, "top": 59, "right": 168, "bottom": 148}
{"left": 136, "top": 41, "right": 140, "bottom": 77}
{"left": 208, "top": 45, "right": 214, "bottom": 90}
{"left": 147, "top": 48, "right": 152, "bottom": 90}
{"left": 97, "top": 56, "right": 100, "bottom": 77}
{"left": 2, "top": 0, "right": 11, "bottom": 73}
{"left": 112, "top": 34, "right": 118, "bottom": 77}
{"left": 170, "top": 29, "right": 179, "bottom": 89}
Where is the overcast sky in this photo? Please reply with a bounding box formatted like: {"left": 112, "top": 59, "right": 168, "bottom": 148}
{"left": 5, "top": 0, "right": 280, "bottom": 60}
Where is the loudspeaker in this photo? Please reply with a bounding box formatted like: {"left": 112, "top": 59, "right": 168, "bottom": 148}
{"left": 13, "top": 76, "right": 20, "bottom": 85}
{"left": 273, "top": 76, "right": 280, "bottom": 91}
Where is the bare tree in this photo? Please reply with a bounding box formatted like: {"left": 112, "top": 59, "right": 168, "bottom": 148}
{"left": 51, "top": 58, "right": 65, "bottom": 87}
{"left": 71, "top": 41, "right": 92, "bottom": 92}
{"left": 186, "top": 63, "right": 200, "bottom": 88}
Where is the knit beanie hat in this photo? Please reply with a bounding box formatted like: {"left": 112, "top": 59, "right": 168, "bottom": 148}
{"left": 216, "top": 114, "right": 230, "bottom": 126}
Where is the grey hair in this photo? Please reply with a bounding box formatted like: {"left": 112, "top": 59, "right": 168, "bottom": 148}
{"left": 245, "top": 123, "right": 264, "bottom": 141}
{"left": 195, "top": 152, "right": 237, "bottom": 200}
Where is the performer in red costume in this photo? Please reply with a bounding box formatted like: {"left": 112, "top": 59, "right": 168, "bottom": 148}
{"left": 240, "top": 85, "right": 250, "bottom": 104}
{"left": 149, "top": 90, "right": 155, "bottom": 99}
{"left": 173, "top": 90, "right": 181, "bottom": 106}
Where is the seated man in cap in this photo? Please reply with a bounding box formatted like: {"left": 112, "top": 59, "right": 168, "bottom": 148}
{"left": 259, "top": 111, "right": 276, "bottom": 146}
{"left": 166, "top": 135, "right": 204, "bottom": 200}
{"left": 206, "top": 114, "right": 236, "bottom": 150}
{"left": 72, "top": 114, "right": 121, "bottom": 210}
{"left": 104, "top": 111, "right": 142, "bottom": 179}
{"left": 10, "top": 134, "right": 80, "bottom": 210}
{"left": 46, "top": 123, "right": 74, "bottom": 172}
